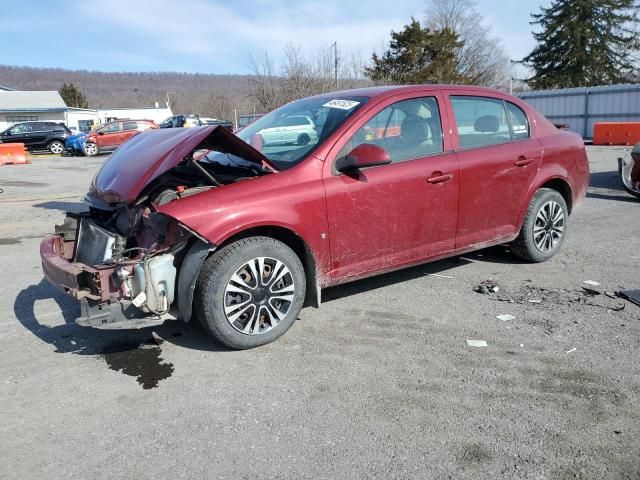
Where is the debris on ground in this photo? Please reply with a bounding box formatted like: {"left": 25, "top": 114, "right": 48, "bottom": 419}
{"left": 583, "top": 280, "right": 601, "bottom": 287}
{"left": 566, "top": 348, "right": 577, "bottom": 354}
{"left": 474, "top": 279, "right": 499, "bottom": 294}
{"left": 496, "top": 314, "right": 515, "bottom": 322}
{"left": 582, "top": 286, "right": 602, "bottom": 296}
{"left": 487, "top": 285, "right": 626, "bottom": 312}
{"left": 466, "top": 339, "right": 488, "bottom": 347}
{"left": 616, "top": 290, "right": 640, "bottom": 307}
{"left": 427, "top": 273, "right": 454, "bottom": 279}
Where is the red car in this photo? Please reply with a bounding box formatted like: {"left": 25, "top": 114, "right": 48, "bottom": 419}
{"left": 40, "top": 85, "right": 589, "bottom": 349}
{"left": 83, "top": 119, "right": 158, "bottom": 156}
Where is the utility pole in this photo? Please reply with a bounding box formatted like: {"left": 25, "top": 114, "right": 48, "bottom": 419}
{"left": 509, "top": 60, "right": 518, "bottom": 95}
{"left": 332, "top": 41, "right": 338, "bottom": 90}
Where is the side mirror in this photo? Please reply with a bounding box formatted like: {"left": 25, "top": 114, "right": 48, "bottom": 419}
{"left": 335, "top": 143, "right": 391, "bottom": 173}
{"left": 98, "top": 131, "right": 104, "bottom": 136}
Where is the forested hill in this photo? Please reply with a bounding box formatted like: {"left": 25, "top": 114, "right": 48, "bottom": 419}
{"left": 0, "top": 65, "right": 257, "bottom": 118}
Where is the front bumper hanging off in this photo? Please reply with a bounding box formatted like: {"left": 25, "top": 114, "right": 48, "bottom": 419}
{"left": 40, "top": 234, "right": 175, "bottom": 329}
{"left": 40, "top": 234, "right": 214, "bottom": 329}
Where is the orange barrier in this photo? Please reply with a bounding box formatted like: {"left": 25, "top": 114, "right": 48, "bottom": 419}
{"left": 593, "top": 122, "right": 640, "bottom": 146}
{"left": 0, "top": 143, "right": 30, "bottom": 165}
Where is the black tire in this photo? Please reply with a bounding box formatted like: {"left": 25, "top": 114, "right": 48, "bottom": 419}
{"left": 297, "top": 133, "right": 310, "bottom": 145}
{"left": 83, "top": 142, "right": 98, "bottom": 157}
{"left": 48, "top": 140, "right": 64, "bottom": 155}
{"left": 511, "top": 188, "right": 568, "bottom": 262}
{"left": 194, "top": 236, "right": 306, "bottom": 349}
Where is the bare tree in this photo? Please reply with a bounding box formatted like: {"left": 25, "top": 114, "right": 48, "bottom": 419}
{"left": 248, "top": 51, "right": 282, "bottom": 111}
{"left": 248, "top": 43, "right": 372, "bottom": 111}
{"left": 425, "top": 0, "right": 510, "bottom": 88}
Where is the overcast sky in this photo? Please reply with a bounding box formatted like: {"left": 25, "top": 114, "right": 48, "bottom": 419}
{"left": 2, "top": 0, "right": 549, "bottom": 74}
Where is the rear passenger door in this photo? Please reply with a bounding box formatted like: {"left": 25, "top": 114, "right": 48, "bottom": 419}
{"left": 447, "top": 94, "right": 542, "bottom": 248}
{"left": 28, "top": 123, "right": 50, "bottom": 148}
{"left": 119, "top": 121, "right": 141, "bottom": 145}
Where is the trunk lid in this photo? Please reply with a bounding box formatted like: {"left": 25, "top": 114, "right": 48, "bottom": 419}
{"left": 88, "top": 126, "right": 276, "bottom": 205}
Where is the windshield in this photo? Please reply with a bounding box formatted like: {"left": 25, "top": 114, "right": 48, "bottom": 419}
{"left": 235, "top": 95, "right": 369, "bottom": 170}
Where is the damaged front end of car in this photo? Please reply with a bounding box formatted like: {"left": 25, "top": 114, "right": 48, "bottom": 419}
{"left": 40, "top": 125, "right": 276, "bottom": 329}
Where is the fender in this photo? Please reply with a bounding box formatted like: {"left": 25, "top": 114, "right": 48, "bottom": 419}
{"left": 515, "top": 133, "right": 585, "bottom": 230}
{"left": 176, "top": 239, "right": 215, "bottom": 322}
{"left": 516, "top": 167, "right": 572, "bottom": 231}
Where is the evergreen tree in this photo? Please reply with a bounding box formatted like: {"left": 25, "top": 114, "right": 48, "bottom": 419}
{"left": 365, "top": 18, "right": 467, "bottom": 84}
{"left": 523, "top": 0, "right": 640, "bottom": 89}
{"left": 59, "top": 82, "right": 89, "bottom": 108}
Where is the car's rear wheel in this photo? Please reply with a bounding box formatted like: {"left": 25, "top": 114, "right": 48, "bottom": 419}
{"left": 83, "top": 142, "right": 98, "bottom": 156}
{"left": 297, "top": 133, "right": 310, "bottom": 145}
{"left": 511, "top": 188, "right": 568, "bottom": 262}
{"left": 48, "top": 140, "right": 64, "bottom": 155}
{"left": 194, "top": 236, "right": 306, "bottom": 349}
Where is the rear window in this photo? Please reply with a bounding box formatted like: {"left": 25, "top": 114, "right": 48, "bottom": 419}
{"left": 506, "top": 102, "right": 530, "bottom": 139}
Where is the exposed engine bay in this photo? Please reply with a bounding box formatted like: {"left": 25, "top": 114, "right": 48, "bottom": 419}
{"left": 44, "top": 139, "right": 272, "bottom": 328}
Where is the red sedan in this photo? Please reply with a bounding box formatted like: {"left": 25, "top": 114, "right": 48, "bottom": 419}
{"left": 40, "top": 85, "right": 589, "bottom": 349}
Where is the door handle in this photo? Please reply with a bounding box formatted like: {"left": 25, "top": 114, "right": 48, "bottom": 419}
{"left": 427, "top": 172, "right": 453, "bottom": 184}
{"left": 515, "top": 156, "right": 534, "bottom": 167}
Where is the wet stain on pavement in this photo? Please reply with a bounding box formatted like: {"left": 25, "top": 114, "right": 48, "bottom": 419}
{"left": 0, "top": 237, "right": 21, "bottom": 245}
{"left": 100, "top": 338, "right": 174, "bottom": 389}
{"left": 0, "top": 180, "right": 49, "bottom": 187}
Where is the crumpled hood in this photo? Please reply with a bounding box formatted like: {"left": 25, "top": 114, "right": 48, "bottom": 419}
{"left": 88, "top": 126, "right": 276, "bottom": 205}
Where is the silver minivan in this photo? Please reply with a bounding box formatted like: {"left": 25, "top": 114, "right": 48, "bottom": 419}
{"left": 257, "top": 115, "right": 317, "bottom": 146}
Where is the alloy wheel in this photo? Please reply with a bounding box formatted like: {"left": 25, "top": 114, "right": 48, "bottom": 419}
{"left": 84, "top": 143, "right": 98, "bottom": 156}
{"left": 49, "top": 141, "right": 64, "bottom": 154}
{"left": 223, "top": 256, "right": 295, "bottom": 335}
{"left": 533, "top": 200, "right": 564, "bottom": 252}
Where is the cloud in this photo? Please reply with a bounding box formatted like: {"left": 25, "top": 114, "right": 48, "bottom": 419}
{"left": 71, "top": 0, "right": 424, "bottom": 72}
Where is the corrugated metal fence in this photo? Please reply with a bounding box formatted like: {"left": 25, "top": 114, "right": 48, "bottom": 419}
{"left": 518, "top": 84, "right": 640, "bottom": 139}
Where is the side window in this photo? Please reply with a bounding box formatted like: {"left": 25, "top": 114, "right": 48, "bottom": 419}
{"left": 101, "top": 122, "right": 121, "bottom": 133}
{"left": 506, "top": 102, "right": 530, "bottom": 140}
{"left": 10, "top": 123, "right": 32, "bottom": 134}
{"left": 123, "top": 121, "right": 138, "bottom": 131}
{"left": 31, "top": 123, "right": 46, "bottom": 132}
{"left": 337, "top": 96, "right": 444, "bottom": 166}
{"left": 451, "top": 96, "right": 511, "bottom": 149}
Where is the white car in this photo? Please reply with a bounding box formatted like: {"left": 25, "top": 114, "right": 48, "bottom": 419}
{"left": 257, "top": 115, "right": 317, "bottom": 146}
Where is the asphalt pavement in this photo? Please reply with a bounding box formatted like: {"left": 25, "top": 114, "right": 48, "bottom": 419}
{"left": 0, "top": 147, "right": 639, "bottom": 479}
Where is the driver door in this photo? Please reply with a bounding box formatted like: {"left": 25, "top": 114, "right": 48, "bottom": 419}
{"left": 97, "top": 122, "right": 121, "bottom": 149}
{"left": 322, "top": 93, "right": 460, "bottom": 282}
{"left": 5, "top": 123, "right": 32, "bottom": 146}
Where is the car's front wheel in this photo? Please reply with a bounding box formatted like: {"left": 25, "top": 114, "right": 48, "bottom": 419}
{"left": 83, "top": 142, "right": 98, "bottom": 156}
{"left": 511, "top": 188, "right": 568, "bottom": 262}
{"left": 48, "top": 140, "right": 64, "bottom": 154}
{"left": 194, "top": 236, "right": 306, "bottom": 349}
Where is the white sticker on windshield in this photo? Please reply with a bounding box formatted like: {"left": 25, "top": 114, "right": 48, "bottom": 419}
{"left": 323, "top": 99, "right": 360, "bottom": 110}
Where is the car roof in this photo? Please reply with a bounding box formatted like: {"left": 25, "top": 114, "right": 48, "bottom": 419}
{"left": 313, "top": 84, "right": 509, "bottom": 101}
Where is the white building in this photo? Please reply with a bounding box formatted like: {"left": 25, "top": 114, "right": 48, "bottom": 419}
{"left": 0, "top": 90, "right": 71, "bottom": 131}
{"left": 0, "top": 90, "right": 172, "bottom": 132}
{"left": 98, "top": 106, "right": 172, "bottom": 125}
